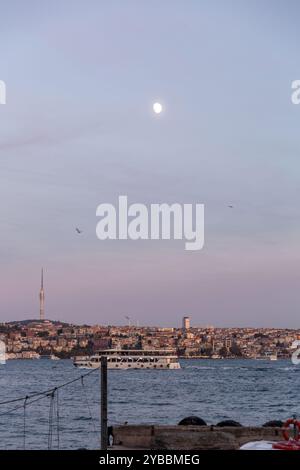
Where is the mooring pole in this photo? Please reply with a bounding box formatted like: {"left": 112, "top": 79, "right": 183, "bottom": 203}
{"left": 101, "top": 356, "right": 108, "bottom": 450}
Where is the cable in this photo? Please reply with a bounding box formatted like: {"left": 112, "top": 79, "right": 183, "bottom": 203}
{"left": 0, "top": 390, "right": 58, "bottom": 418}
{"left": 0, "top": 366, "right": 101, "bottom": 449}
{"left": 0, "top": 366, "right": 100, "bottom": 406}
{"left": 48, "top": 390, "right": 55, "bottom": 450}
{"left": 56, "top": 389, "right": 60, "bottom": 450}
{"left": 23, "top": 396, "right": 28, "bottom": 450}
{"left": 80, "top": 376, "right": 98, "bottom": 437}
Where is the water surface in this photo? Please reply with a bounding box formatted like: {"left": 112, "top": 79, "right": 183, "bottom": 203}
{"left": 0, "top": 359, "right": 299, "bottom": 449}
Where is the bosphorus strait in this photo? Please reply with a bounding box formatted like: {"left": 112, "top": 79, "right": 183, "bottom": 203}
{"left": 0, "top": 359, "right": 299, "bottom": 449}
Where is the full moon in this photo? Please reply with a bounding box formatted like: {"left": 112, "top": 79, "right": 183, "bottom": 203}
{"left": 153, "top": 102, "right": 163, "bottom": 114}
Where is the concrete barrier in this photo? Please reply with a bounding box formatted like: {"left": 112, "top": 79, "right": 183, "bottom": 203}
{"left": 111, "top": 425, "right": 283, "bottom": 450}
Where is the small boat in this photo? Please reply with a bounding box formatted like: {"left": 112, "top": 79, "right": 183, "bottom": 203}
{"left": 73, "top": 349, "right": 181, "bottom": 370}
{"left": 269, "top": 354, "right": 278, "bottom": 361}
{"left": 211, "top": 354, "right": 221, "bottom": 359}
{"left": 39, "top": 354, "right": 60, "bottom": 360}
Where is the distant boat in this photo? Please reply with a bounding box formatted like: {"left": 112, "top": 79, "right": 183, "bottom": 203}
{"left": 39, "top": 354, "right": 59, "bottom": 360}
{"left": 255, "top": 354, "right": 277, "bottom": 361}
{"left": 269, "top": 354, "right": 277, "bottom": 361}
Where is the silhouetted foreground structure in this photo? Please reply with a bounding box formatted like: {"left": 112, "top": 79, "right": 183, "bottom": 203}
{"left": 111, "top": 424, "right": 283, "bottom": 450}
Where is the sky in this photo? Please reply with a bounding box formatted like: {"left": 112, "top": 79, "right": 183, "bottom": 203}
{"left": 1, "top": 0, "right": 300, "bottom": 327}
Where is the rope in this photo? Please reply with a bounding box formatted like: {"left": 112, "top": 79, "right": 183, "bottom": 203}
{"left": 0, "top": 393, "right": 50, "bottom": 418}
{"left": 48, "top": 390, "right": 55, "bottom": 450}
{"left": 23, "top": 396, "right": 28, "bottom": 450}
{"left": 0, "top": 366, "right": 100, "bottom": 406}
{"left": 0, "top": 366, "right": 102, "bottom": 449}
{"left": 56, "top": 389, "right": 60, "bottom": 450}
{"left": 80, "top": 376, "right": 97, "bottom": 439}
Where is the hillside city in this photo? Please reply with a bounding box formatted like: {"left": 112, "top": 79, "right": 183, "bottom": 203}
{"left": 1, "top": 317, "right": 299, "bottom": 360}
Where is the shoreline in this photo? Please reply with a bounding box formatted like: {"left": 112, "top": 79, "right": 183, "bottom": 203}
{"left": 3, "top": 356, "right": 289, "bottom": 361}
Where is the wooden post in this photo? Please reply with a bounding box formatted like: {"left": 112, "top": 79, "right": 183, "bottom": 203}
{"left": 101, "top": 356, "right": 108, "bottom": 450}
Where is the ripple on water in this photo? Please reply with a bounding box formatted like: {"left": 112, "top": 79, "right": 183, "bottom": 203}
{"left": 0, "top": 358, "right": 299, "bottom": 448}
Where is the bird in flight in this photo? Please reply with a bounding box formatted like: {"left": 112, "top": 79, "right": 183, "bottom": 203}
{"left": 75, "top": 227, "right": 82, "bottom": 234}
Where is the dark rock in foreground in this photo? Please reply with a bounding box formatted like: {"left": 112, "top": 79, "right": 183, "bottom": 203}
{"left": 216, "top": 420, "right": 242, "bottom": 427}
{"left": 178, "top": 416, "right": 207, "bottom": 426}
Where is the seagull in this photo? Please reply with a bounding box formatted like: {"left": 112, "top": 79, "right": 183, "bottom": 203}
{"left": 75, "top": 227, "right": 82, "bottom": 234}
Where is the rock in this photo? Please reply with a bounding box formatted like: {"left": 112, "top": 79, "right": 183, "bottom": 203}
{"left": 178, "top": 416, "right": 207, "bottom": 426}
{"left": 262, "top": 420, "right": 283, "bottom": 428}
{"left": 216, "top": 420, "right": 242, "bottom": 427}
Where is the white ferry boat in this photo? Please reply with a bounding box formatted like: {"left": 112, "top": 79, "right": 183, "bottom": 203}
{"left": 73, "top": 349, "right": 181, "bottom": 370}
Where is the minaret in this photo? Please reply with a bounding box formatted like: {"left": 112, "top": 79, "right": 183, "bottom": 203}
{"left": 39, "top": 268, "right": 45, "bottom": 321}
